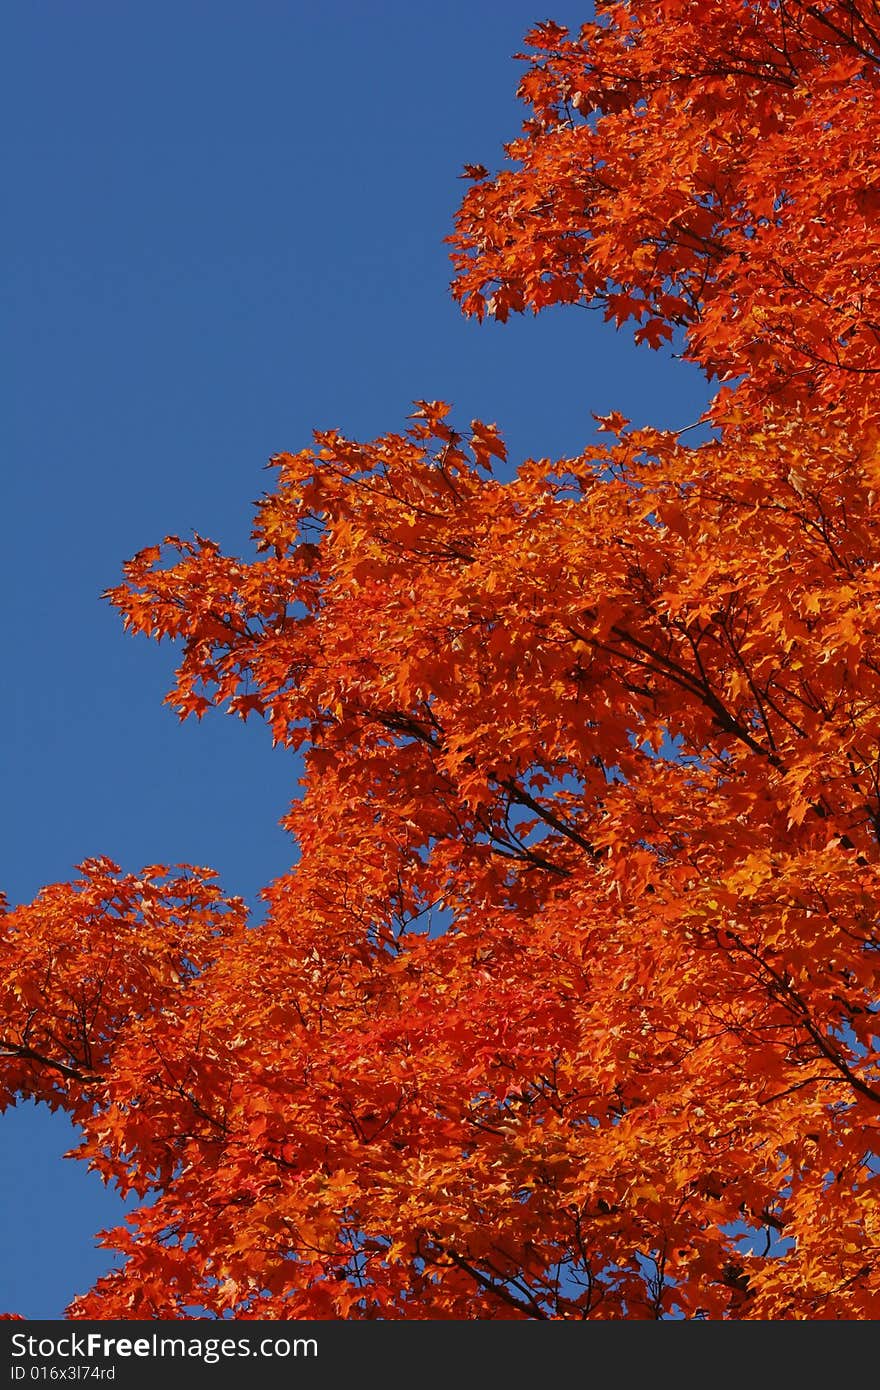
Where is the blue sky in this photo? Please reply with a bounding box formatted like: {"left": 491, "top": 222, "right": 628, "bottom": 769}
{"left": 1, "top": 1, "right": 710, "bottom": 1319}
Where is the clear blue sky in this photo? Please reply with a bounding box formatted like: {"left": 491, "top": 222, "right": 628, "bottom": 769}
{"left": 0, "top": 1, "right": 709, "bottom": 1318}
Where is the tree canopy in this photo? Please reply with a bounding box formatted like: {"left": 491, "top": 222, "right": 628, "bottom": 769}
{"left": 3, "top": 0, "right": 880, "bottom": 1319}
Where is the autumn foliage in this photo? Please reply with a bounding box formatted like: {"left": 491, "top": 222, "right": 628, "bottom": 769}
{"left": 4, "top": 1, "right": 880, "bottom": 1319}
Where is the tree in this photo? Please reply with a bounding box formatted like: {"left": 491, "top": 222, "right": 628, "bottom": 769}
{"left": 3, "top": 0, "right": 880, "bottom": 1319}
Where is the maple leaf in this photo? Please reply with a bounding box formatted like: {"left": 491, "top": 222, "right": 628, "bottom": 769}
{"left": 593, "top": 410, "right": 631, "bottom": 434}
{"left": 469, "top": 419, "right": 507, "bottom": 472}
